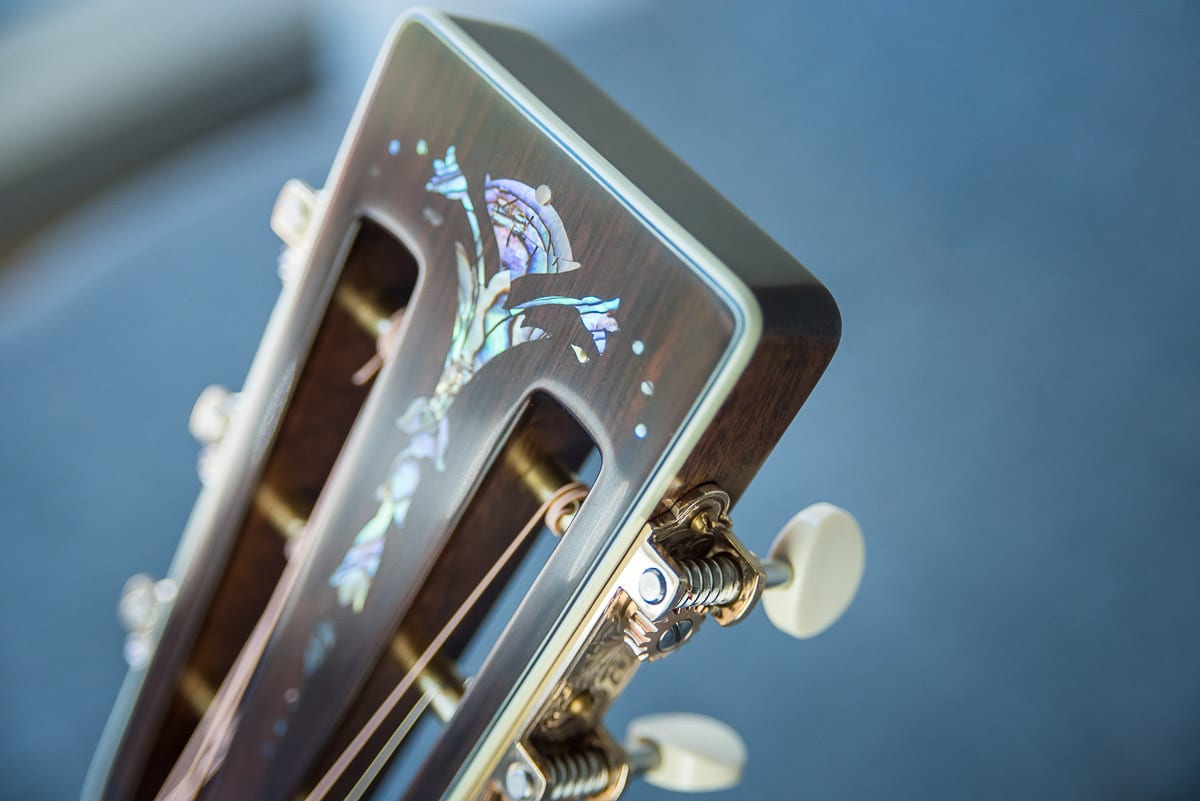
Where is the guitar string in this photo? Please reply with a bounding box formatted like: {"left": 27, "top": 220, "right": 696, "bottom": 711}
{"left": 343, "top": 685, "right": 435, "bottom": 801}
{"left": 156, "top": 495, "right": 324, "bottom": 801}
{"left": 156, "top": 480, "right": 585, "bottom": 801}
{"left": 158, "top": 307, "right": 412, "bottom": 800}
{"left": 302, "top": 481, "right": 589, "bottom": 801}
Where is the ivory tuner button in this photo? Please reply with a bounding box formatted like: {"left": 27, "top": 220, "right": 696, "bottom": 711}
{"left": 117, "top": 573, "right": 158, "bottom": 634}
{"left": 271, "top": 178, "right": 322, "bottom": 285}
{"left": 270, "top": 178, "right": 318, "bottom": 248}
{"left": 188, "top": 384, "right": 234, "bottom": 445}
{"left": 626, "top": 712, "right": 746, "bottom": 793}
{"left": 761, "top": 502, "right": 865, "bottom": 639}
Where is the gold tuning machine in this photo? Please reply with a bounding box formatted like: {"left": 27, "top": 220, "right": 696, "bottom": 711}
{"left": 500, "top": 484, "right": 863, "bottom": 799}
{"left": 625, "top": 485, "right": 865, "bottom": 641}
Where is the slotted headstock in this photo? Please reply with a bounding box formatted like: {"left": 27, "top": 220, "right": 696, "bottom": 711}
{"left": 87, "top": 11, "right": 858, "bottom": 801}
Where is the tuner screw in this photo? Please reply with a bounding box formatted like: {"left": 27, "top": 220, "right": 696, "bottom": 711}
{"left": 761, "top": 503, "right": 865, "bottom": 639}
{"left": 504, "top": 762, "right": 537, "bottom": 801}
{"left": 626, "top": 713, "right": 746, "bottom": 792}
{"left": 117, "top": 574, "right": 177, "bottom": 669}
{"left": 189, "top": 384, "right": 236, "bottom": 446}
{"left": 117, "top": 574, "right": 158, "bottom": 633}
{"left": 638, "top": 567, "right": 667, "bottom": 605}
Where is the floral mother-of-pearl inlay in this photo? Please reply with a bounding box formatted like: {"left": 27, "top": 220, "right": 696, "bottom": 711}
{"left": 329, "top": 145, "right": 621, "bottom": 612}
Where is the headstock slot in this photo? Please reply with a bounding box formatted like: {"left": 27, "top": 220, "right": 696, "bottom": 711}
{"left": 131, "top": 219, "right": 418, "bottom": 800}
{"left": 289, "top": 393, "right": 599, "bottom": 801}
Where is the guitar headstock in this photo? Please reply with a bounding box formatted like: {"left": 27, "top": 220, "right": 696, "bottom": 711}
{"left": 87, "top": 10, "right": 861, "bottom": 801}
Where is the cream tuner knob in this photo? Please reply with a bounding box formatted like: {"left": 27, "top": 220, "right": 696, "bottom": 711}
{"left": 761, "top": 502, "right": 864, "bottom": 639}
{"left": 626, "top": 712, "right": 746, "bottom": 792}
{"left": 188, "top": 384, "right": 235, "bottom": 445}
{"left": 271, "top": 178, "right": 319, "bottom": 248}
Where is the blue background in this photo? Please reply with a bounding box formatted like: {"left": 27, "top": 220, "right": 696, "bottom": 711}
{"left": 1, "top": 2, "right": 1197, "bottom": 799}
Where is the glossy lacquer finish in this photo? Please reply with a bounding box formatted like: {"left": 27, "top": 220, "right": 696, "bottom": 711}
{"left": 88, "top": 10, "right": 840, "bottom": 801}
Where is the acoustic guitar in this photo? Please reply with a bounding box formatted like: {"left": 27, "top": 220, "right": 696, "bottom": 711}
{"left": 84, "top": 10, "right": 864, "bottom": 801}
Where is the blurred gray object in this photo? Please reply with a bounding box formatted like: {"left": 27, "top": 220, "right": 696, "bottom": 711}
{"left": 0, "top": 1, "right": 1198, "bottom": 800}
{"left": 0, "top": 0, "right": 314, "bottom": 250}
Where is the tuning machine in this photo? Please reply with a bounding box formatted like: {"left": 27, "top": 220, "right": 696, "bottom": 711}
{"left": 607, "top": 488, "right": 862, "bottom": 796}
{"left": 117, "top": 573, "right": 178, "bottom": 669}
{"left": 497, "top": 712, "right": 746, "bottom": 801}
{"left": 505, "top": 485, "right": 862, "bottom": 799}
{"left": 623, "top": 485, "right": 864, "bottom": 644}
